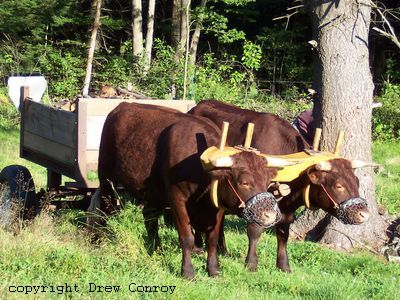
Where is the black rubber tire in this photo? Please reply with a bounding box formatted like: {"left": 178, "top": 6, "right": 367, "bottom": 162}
{"left": 0, "top": 165, "right": 38, "bottom": 225}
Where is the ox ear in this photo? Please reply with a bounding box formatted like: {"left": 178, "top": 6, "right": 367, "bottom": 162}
{"left": 208, "top": 168, "right": 230, "bottom": 181}
{"left": 307, "top": 167, "right": 324, "bottom": 185}
{"left": 267, "top": 168, "right": 278, "bottom": 179}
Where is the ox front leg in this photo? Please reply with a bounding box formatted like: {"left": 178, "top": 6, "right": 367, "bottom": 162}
{"left": 276, "top": 220, "right": 291, "bottom": 272}
{"left": 206, "top": 209, "right": 224, "bottom": 277}
{"left": 171, "top": 189, "right": 196, "bottom": 279}
{"left": 142, "top": 204, "right": 161, "bottom": 253}
{"left": 217, "top": 213, "right": 228, "bottom": 255}
{"left": 245, "top": 223, "right": 264, "bottom": 272}
{"left": 175, "top": 213, "right": 195, "bottom": 279}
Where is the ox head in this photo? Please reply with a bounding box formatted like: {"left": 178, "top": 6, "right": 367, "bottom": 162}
{"left": 201, "top": 122, "right": 296, "bottom": 228}
{"left": 305, "top": 158, "right": 370, "bottom": 224}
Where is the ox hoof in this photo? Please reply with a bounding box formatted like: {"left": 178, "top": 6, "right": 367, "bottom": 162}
{"left": 246, "top": 261, "right": 258, "bottom": 272}
{"left": 207, "top": 267, "right": 220, "bottom": 277}
{"left": 181, "top": 267, "right": 195, "bottom": 280}
{"left": 277, "top": 264, "right": 291, "bottom": 273}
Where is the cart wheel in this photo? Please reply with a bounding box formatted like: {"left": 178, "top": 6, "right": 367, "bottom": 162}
{"left": 0, "top": 165, "right": 38, "bottom": 227}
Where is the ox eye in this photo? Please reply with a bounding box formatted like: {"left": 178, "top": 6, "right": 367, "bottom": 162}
{"left": 239, "top": 180, "right": 250, "bottom": 187}
{"left": 335, "top": 183, "right": 344, "bottom": 190}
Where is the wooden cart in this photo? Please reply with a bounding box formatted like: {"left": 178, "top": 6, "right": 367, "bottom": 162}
{"left": 0, "top": 86, "right": 195, "bottom": 218}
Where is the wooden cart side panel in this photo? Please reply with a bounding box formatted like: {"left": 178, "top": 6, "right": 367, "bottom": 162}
{"left": 22, "top": 101, "right": 76, "bottom": 148}
{"left": 73, "top": 100, "right": 89, "bottom": 187}
{"left": 74, "top": 98, "right": 196, "bottom": 188}
{"left": 20, "top": 90, "right": 77, "bottom": 176}
{"left": 23, "top": 132, "right": 75, "bottom": 166}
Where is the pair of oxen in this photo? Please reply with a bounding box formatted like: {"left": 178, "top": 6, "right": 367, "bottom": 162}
{"left": 88, "top": 100, "right": 371, "bottom": 279}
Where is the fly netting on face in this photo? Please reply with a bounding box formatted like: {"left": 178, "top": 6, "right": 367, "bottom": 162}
{"left": 336, "top": 198, "right": 368, "bottom": 224}
{"left": 243, "top": 192, "right": 281, "bottom": 228}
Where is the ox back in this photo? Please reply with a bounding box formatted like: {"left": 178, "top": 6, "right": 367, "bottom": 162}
{"left": 188, "top": 99, "right": 309, "bottom": 154}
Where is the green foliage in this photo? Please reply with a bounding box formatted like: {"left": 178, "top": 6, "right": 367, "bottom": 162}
{"left": 203, "top": 8, "right": 246, "bottom": 44}
{"left": 242, "top": 41, "right": 262, "bottom": 70}
{"left": 0, "top": 89, "right": 19, "bottom": 131}
{"left": 94, "top": 54, "right": 132, "bottom": 89}
{"left": 256, "top": 25, "right": 311, "bottom": 86}
{"left": 373, "top": 82, "right": 400, "bottom": 141}
{"left": 39, "top": 47, "right": 86, "bottom": 99}
{"left": 384, "top": 57, "right": 400, "bottom": 81}
{"left": 372, "top": 141, "right": 400, "bottom": 215}
{"left": 192, "top": 53, "right": 244, "bottom": 101}
{"left": 138, "top": 39, "right": 180, "bottom": 99}
{"left": 0, "top": 1, "right": 85, "bottom": 43}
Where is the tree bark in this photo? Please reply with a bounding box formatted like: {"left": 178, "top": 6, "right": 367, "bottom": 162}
{"left": 293, "top": 0, "right": 388, "bottom": 250}
{"left": 82, "top": 0, "right": 102, "bottom": 97}
{"left": 132, "top": 0, "right": 144, "bottom": 56}
{"left": 172, "top": 0, "right": 191, "bottom": 61}
{"left": 145, "top": 0, "right": 156, "bottom": 64}
{"left": 188, "top": 0, "right": 207, "bottom": 66}
{"left": 171, "top": 0, "right": 181, "bottom": 50}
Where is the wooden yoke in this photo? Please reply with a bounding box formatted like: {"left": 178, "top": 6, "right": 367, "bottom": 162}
{"left": 213, "top": 121, "right": 230, "bottom": 210}
{"left": 244, "top": 123, "right": 254, "bottom": 148}
{"left": 312, "top": 128, "right": 322, "bottom": 150}
{"left": 219, "top": 121, "right": 229, "bottom": 150}
{"left": 334, "top": 131, "right": 345, "bottom": 155}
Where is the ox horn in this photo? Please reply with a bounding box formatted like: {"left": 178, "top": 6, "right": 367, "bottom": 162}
{"left": 264, "top": 157, "right": 299, "bottom": 168}
{"left": 315, "top": 161, "right": 332, "bottom": 171}
{"left": 210, "top": 156, "right": 234, "bottom": 168}
{"left": 351, "top": 160, "right": 379, "bottom": 168}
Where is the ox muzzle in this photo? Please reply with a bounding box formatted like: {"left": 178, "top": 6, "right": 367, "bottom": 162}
{"left": 243, "top": 192, "right": 281, "bottom": 228}
{"left": 335, "top": 197, "right": 369, "bottom": 225}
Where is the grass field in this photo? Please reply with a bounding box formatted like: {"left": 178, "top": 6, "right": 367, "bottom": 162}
{"left": 1, "top": 128, "right": 400, "bottom": 299}
{"left": 372, "top": 141, "right": 400, "bottom": 215}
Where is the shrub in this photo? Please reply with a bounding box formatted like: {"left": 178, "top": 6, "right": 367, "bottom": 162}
{"left": 0, "top": 88, "right": 19, "bottom": 130}
{"left": 373, "top": 82, "right": 400, "bottom": 141}
{"left": 38, "top": 45, "right": 86, "bottom": 100}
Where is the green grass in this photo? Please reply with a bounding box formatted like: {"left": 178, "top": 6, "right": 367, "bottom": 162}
{"left": 0, "top": 128, "right": 47, "bottom": 188}
{"left": 0, "top": 206, "right": 399, "bottom": 300}
{"left": 373, "top": 141, "right": 400, "bottom": 215}
{"left": 1, "top": 120, "right": 400, "bottom": 299}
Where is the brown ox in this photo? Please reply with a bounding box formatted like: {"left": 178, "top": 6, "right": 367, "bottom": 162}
{"left": 89, "top": 102, "right": 286, "bottom": 278}
{"left": 189, "top": 99, "right": 370, "bottom": 272}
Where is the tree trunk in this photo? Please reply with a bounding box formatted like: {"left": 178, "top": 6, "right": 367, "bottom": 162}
{"left": 171, "top": 0, "right": 181, "bottom": 51}
{"left": 132, "top": 0, "right": 144, "bottom": 56}
{"left": 145, "top": 0, "right": 156, "bottom": 64}
{"left": 82, "top": 0, "right": 102, "bottom": 97}
{"left": 188, "top": 0, "right": 207, "bottom": 66}
{"left": 172, "top": 0, "right": 190, "bottom": 61}
{"left": 293, "top": 0, "right": 387, "bottom": 250}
